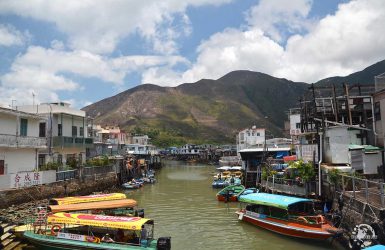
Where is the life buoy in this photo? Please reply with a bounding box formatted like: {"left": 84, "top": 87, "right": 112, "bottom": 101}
{"left": 297, "top": 216, "right": 309, "bottom": 224}
{"left": 86, "top": 236, "right": 101, "bottom": 243}
{"left": 50, "top": 224, "right": 62, "bottom": 236}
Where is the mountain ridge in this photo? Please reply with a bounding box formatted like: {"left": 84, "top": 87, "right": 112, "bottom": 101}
{"left": 83, "top": 60, "right": 385, "bottom": 146}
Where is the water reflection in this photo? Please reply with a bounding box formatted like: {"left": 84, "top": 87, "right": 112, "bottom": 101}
{"left": 122, "top": 161, "right": 332, "bottom": 250}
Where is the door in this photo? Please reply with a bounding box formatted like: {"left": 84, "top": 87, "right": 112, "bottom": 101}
{"left": 0, "top": 160, "right": 4, "bottom": 175}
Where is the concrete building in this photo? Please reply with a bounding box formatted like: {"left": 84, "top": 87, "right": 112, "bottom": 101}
{"left": 18, "top": 102, "right": 93, "bottom": 168}
{"left": 0, "top": 107, "right": 48, "bottom": 189}
{"left": 236, "top": 126, "right": 265, "bottom": 153}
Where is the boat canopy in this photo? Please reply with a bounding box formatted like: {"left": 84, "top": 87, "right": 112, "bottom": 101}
{"left": 239, "top": 193, "right": 312, "bottom": 210}
{"left": 47, "top": 212, "right": 153, "bottom": 230}
{"left": 216, "top": 166, "right": 231, "bottom": 171}
{"left": 48, "top": 199, "right": 137, "bottom": 213}
{"left": 49, "top": 193, "right": 127, "bottom": 205}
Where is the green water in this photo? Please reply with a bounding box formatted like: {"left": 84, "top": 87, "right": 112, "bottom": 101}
{"left": 121, "top": 161, "right": 333, "bottom": 250}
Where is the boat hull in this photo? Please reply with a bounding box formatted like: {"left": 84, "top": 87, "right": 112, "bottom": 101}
{"left": 237, "top": 212, "right": 335, "bottom": 240}
{"left": 24, "top": 231, "right": 157, "bottom": 250}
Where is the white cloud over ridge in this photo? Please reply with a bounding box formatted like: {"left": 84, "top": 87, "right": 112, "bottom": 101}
{"left": 146, "top": 0, "right": 385, "bottom": 85}
{"left": 1, "top": 0, "right": 385, "bottom": 106}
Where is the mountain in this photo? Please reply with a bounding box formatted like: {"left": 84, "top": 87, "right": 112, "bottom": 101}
{"left": 316, "top": 60, "right": 385, "bottom": 86}
{"left": 83, "top": 60, "right": 385, "bottom": 147}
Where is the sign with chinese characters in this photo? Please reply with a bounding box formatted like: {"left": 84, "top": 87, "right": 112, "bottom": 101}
{"left": 10, "top": 171, "right": 42, "bottom": 188}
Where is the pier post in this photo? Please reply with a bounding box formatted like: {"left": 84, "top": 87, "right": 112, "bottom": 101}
{"left": 365, "top": 179, "right": 368, "bottom": 202}
{"left": 381, "top": 183, "right": 385, "bottom": 207}
{"left": 352, "top": 176, "right": 356, "bottom": 198}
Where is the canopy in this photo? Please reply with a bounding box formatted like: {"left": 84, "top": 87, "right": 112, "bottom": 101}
{"left": 230, "top": 166, "right": 242, "bottom": 171}
{"left": 239, "top": 193, "right": 312, "bottom": 210}
{"left": 48, "top": 199, "right": 137, "bottom": 213}
{"left": 49, "top": 193, "right": 127, "bottom": 205}
{"left": 47, "top": 212, "right": 152, "bottom": 230}
{"left": 216, "top": 166, "right": 231, "bottom": 171}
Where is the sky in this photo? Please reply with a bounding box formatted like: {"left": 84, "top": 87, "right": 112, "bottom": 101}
{"left": 0, "top": 0, "right": 385, "bottom": 109}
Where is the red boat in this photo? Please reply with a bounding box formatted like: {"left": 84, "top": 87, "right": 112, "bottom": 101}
{"left": 236, "top": 193, "right": 339, "bottom": 240}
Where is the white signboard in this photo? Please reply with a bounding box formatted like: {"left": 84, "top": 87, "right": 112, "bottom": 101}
{"left": 10, "top": 171, "right": 43, "bottom": 188}
{"left": 57, "top": 232, "right": 86, "bottom": 242}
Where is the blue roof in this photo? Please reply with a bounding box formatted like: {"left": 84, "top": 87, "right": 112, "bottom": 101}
{"left": 239, "top": 193, "right": 312, "bottom": 209}
{"left": 364, "top": 245, "right": 385, "bottom": 250}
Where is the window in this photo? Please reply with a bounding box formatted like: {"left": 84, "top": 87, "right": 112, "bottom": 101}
{"left": 58, "top": 124, "right": 62, "bottom": 136}
{"left": 57, "top": 154, "right": 63, "bottom": 165}
{"left": 375, "top": 101, "right": 381, "bottom": 121}
{"left": 80, "top": 127, "right": 84, "bottom": 136}
{"left": 72, "top": 126, "right": 77, "bottom": 137}
{"left": 257, "top": 133, "right": 260, "bottom": 136}
{"left": 0, "top": 160, "right": 4, "bottom": 175}
{"left": 20, "top": 118, "right": 28, "bottom": 136}
{"left": 38, "top": 154, "right": 45, "bottom": 168}
{"left": 39, "top": 122, "right": 46, "bottom": 137}
{"left": 296, "top": 122, "right": 301, "bottom": 129}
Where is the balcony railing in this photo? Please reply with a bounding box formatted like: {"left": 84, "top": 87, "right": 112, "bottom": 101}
{"left": 0, "top": 134, "right": 47, "bottom": 148}
{"left": 52, "top": 136, "right": 93, "bottom": 148}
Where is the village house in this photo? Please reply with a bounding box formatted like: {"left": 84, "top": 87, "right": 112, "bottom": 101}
{"left": 236, "top": 126, "right": 265, "bottom": 153}
{"left": 0, "top": 106, "right": 50, "bottom": 189}
{"left": 18, "top": 102, "right": 93, "bottom": 169}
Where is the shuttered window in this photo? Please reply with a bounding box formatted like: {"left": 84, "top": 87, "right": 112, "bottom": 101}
{"left": 20, "top": 118, "right": 28, "bottom": 136}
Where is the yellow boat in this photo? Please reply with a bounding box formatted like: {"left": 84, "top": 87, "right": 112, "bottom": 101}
{"left": 49, "top": 193, "right": 127, "bottom": 205}
{"left": 24, "top": 212, "right": 171, "bottom": 249}
{"left": 12, "top": 198, "right": 141, "bottom": 239}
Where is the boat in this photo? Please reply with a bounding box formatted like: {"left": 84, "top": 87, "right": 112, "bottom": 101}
{"left": 24, "top": 212, "right": 171, "bottom": 250}
{"left": 216, "top": 185, "right": 245, "bottom": 202}
{"left": 211, "top": 179, "right": 228, "bottom": 188}
{"left": 122, "top": 181, "right": 142, "bottom": 189}
{"left": 236, "top": 193, "right": 339, "bottom": 240}
{"left": 49, "top": 193, "right": 127, "bottom": 205}
{"left": 12, "top": 199, "right": 145, "bottom": 239}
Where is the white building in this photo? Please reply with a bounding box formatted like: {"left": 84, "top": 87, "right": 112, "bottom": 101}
{"left": 236, "top": 126, "right": 265, "bottom": 153}
{"left": 18, "top": 102, "right": 93, "bottom": 168}
{"left": 0, "top": 107, "right": 49, "bottom": 189}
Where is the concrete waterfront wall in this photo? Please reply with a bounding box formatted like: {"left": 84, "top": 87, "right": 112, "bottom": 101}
{"left": 334, "top": 195, "right": 385, "bottom": 248}
{"left": 0, "top": 172, "right": 118, "bottom": 209}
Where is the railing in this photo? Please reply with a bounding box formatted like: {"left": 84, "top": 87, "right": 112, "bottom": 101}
{"left": 56, "top": 165, "right": 115, "bottom": 181}
{"left": 56, "top": 170, "right": 78, "bottom": 181}
{"left": 0, "top": 134, "right": 47, "bottom": 148}
{"left": 262, "top": 176, "right": 317, "bottom": 196}
{"left": 82, "top": 165, "right": 116, "bottom": 177}
{"left": 330, "top": 174, "right": 385, "bottom": 208}
{"left": 52, "top": 136, "right": 93, "bottom": 148}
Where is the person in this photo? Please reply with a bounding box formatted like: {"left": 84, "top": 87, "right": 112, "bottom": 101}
{"left": 140, "top": 225, "right": 147, "bottom": 240}
{"left": 101, "top": 233, "right": 114, "bottom": 243}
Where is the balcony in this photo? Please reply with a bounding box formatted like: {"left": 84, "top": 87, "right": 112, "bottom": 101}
{"left": 0, "top": 134, "right": 47, "bottom": 148}
{"left": 52, "top": 136, "right": 93, "bottom": 148}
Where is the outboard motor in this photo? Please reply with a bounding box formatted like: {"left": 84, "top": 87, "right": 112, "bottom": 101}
{"left": 157, "top": 237, "right": 171, "bottom": 250}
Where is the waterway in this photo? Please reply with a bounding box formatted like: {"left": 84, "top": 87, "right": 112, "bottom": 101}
{"left": 121, "top": 160, "right": 334, "bottom": 250}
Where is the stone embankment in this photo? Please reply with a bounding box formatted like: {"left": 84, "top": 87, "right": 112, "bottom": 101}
{"left": 0, "top": 173, "right": 119, "bottom": 224}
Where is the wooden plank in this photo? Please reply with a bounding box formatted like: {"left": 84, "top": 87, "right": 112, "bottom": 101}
{"left": 3, "top": 240, "right": 21, "bottom": 250}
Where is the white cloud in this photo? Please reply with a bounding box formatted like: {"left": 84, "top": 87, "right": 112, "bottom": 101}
{"left": 149, "top": 0, "right": 385, "bottom": 85}
{"left": 0, "top": 45, "right": 190, "bottom": 104}
{"left": 0, "top": 24, "right": 28, "bottom": 46}
{"left": 246, "top": 0, "right": 313, "bottom": 42}
{"left": 0, "top": 0, "right": 232, "bottom": 54}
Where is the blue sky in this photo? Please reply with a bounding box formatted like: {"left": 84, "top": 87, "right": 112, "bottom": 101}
{"left": 0, "top": 0, "right": 384, "bottom": 108}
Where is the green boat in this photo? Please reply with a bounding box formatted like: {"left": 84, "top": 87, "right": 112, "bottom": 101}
{"left": 216, "top": 184, "right": 245, "bottom": 202}
{"left": 24, "top": 212, "right": 171, "bottom": 250}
